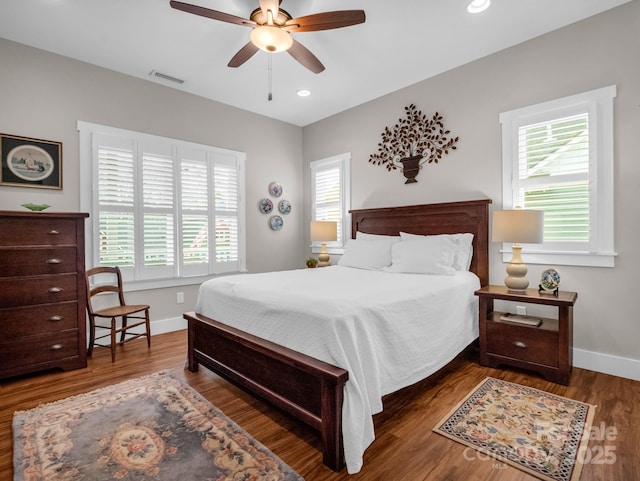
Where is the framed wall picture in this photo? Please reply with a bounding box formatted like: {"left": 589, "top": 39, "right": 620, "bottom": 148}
{"left": 0, "top": 133, "right": 62, "bottom": 189}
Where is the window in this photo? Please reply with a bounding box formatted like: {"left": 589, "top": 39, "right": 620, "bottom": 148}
{"left": 499, "top": 85, "right": 616, "bottom": 267}
{"left": 79, "top": 122, "right": 246, "bottom": 289}
{"left": 310, "top": 153, "right": 351, "bottom": 253}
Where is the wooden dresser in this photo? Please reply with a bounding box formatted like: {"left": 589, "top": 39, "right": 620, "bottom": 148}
{"left": 0, "top": 211, "right": 89, "bottom": 379}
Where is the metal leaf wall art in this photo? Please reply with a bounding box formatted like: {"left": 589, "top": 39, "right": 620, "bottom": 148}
{"left": 368, "top": 104, "right": 459, "bottom": 183}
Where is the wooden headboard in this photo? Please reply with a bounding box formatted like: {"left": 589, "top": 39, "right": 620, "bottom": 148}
{"left": 350, "top": 199, "right": 492, "bottom": 286}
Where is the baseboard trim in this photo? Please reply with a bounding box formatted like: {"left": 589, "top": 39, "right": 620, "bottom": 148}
{"left": 93, "top": 316, "right": 186, "bottom": 341}
{"left": 574, "top": 348, "right": 640, "bottom": 382}
{"left": 150, "top": 316, "right": 187, "bottom": 335}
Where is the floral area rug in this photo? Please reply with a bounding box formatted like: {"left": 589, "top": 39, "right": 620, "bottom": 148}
{"left": 433, "top": 377, "right": 595, "bottom": 481}
{"left": 13, "top": 370, "right": 304, "bottom": 481}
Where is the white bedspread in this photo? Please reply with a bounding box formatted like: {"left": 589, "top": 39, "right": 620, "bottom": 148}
{"left": 195, "top": 266, "right": 480, "bottom": 473}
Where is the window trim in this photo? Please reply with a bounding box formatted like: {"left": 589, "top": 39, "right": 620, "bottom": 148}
{"left": 310, "top": 152, "right": 351, "bottom": 255}
{"left": 499, "top": 85, "right": 616, "bottom": 267}
{"left": 78, "top": 121, "right": 246, "bottom": 291}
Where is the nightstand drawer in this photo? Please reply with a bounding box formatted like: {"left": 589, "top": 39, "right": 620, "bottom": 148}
{"left": 486, "top": 321, "right": 559, "bottom": 367}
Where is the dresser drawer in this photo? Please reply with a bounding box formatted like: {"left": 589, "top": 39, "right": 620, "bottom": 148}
{"left": 0, "top": 274, "right": 78, "bottom": 308}
{"left": 0, "top": 217, "right": 78, "bottom": 246}
{"left": 0, "top": 301, "right": 79, "bottom": 340}
{"left": 0, "top": 330, "right": 80, "bottom": 370}
{"left": 486, "top": 321, "right": 559, "bottom": 367}
{"left": 0, "top": 247, "right": 77, "bottom": 277}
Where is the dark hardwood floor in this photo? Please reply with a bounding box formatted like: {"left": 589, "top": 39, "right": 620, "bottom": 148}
{"left": 1, "top": 330, "right": 638, "bottom": 480}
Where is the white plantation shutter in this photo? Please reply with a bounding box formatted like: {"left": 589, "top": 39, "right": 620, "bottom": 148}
{"left": 213, "top": 157, "right": 240, "bottom": 272}
{"left": 500, "top": 86, "right": 616, "bottom": 267}
{"left": 97, "top": 136, "right": 135, "bottom": 269}
{"left": 142, "top": 150, "right": 175, "bottom": 279}
{"left": 311, "top": 153, "right": 351, "bottom": 250}
{"left": 517, "top": 113, "right": 590, "bottom": 243}
{"left": 80, "top": 122, "right": 245, "bottom": 286}
{"left": 181, "top": 156, "right": 209, "bottom": 274}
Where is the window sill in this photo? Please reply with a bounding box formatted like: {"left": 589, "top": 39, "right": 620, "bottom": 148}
{"left": 122, "top": 271, "right": 246, "bottom": 292}
{"left": 501, "top": 250, "right": 617, "bottom": 268}
{"left": 311, "top": 246, "right": 345, "bottom": 256}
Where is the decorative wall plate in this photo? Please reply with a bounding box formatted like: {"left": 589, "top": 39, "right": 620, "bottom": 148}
{"left": 540, "top": 268, "right": 561, "bottom": 291}
{"left": 278, "top": 199, "right": 291, "bottom": 215}
{"left": 259, "top": 198, "right": 273, "bottom": 214}
{"left": 269, "top": 215, "right": 283, "bottom": 231}
{"left": 268, "top": 181, "right": 283, "bottom": 197}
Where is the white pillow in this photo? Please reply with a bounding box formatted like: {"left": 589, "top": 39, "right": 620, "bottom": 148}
{"left": 400, "top": 232, "right": 474, "bottom": 271}
{"left": 385, "top": 237, "right": 457, "bottom": 275}
{"left": 338, "top": 239, "right": 394, "bottom": 270}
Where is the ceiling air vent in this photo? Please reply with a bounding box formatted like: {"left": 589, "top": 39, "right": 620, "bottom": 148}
{"left": 149, "top": 70, "right": 185, "bottom": 84}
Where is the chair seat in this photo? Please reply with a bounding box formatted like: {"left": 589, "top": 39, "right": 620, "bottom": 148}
{"left": 94, "top": 304, "right": 150, "bottom": 318}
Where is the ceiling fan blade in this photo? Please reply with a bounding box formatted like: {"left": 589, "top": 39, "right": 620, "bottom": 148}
{"left": 285, "top": 10, "right": 365, "bottom": 32}
{"left": 287, "top": 39, "right": 325, "bottom": 74}
{"left": 228, "top": 42, "right": 260, "bottom": 68}
{"left": 170, "top": 1, "right": 255, "bottom": 27}
{"left": 258, "top": 0, "right": 280, "bottom": 24}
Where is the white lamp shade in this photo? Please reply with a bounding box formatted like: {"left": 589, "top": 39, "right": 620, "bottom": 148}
{"left": 492, "top": 209, "right": 544, "bottom": 244}
{"left": 310, "top": 221, "right": 338, "bottom": 242}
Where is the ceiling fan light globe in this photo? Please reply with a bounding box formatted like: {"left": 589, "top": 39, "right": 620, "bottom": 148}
{"left": 467, "top": 0, "right": 491, "bottom": 14}
{"left": 250, "top": 26, "right": 293, "bottom": 53}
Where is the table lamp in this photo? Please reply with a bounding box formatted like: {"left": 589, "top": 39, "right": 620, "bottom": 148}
{"left": 492, "top": 207, "right": 544, "bottom": 292}
{"left": 310, "top": 221, "right": 338, "bottom": 267}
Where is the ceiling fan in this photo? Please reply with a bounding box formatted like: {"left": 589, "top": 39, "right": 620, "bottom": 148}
{"left": 169, "top": 0, "right": 365, "bottom": 74}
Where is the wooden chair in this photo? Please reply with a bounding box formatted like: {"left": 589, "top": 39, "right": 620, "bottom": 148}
{"left": 85, "top": 266, "right": 151, "bottom": 362}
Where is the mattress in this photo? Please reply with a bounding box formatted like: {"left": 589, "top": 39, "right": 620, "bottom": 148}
{"left": 195, "top": 265, "right": 480, "bottom": 473}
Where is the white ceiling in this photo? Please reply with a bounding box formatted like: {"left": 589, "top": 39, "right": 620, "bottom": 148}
{"left": 0, "top": 0, "right": 631, "bottom": 126}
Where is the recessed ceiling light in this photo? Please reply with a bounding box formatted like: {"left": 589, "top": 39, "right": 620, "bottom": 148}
{"left": 467, "top": 0, "right": 491, "bottom": 14}
{"left": 297, "top": 89, "right": 311, "bottom": 97}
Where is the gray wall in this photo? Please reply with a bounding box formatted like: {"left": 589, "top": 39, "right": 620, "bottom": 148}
{"left": 0, "top": 38, "right": 305, "bottom": 324}
{"left": 303, "top": 2, "right": 640, "bottom": 376}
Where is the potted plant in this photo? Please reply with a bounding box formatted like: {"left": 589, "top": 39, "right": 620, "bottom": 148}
{"left": 368, "top": 104, "right": 459, "bottom": 183}
{"left": 306, "top": 257, "right": 318, "bottom": 268}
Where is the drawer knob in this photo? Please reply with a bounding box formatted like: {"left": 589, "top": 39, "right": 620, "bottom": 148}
{"left": 48, "top": 287, "right": 64, "bottom": 293}
{"left": 50, "top": 344, "right": 63, "bottom": 350}
{"left": 48, "top": 315, "right": 64, "bottom": 322}
{"left": 48, "top": 230, "right": 61, "bottom": 235}
{"left": 46, "top": 258, "right": 62, "bottom": 264}
{"left": 513, "top": 341, "right": 528, "bottom": 348}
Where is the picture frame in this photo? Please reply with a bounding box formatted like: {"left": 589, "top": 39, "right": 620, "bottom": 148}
{"left": 0, "top": 133, "right": 62, "bottom": 189}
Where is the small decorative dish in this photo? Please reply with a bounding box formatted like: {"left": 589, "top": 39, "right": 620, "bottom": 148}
{"left": 539, "top": 267, "right": 560, "bottom": 294}
{"left": 259, "top": 198, "right": 273, "bottom": 214}
{"left": 278, "top": 199, "right": 291, "bottom": 215}
{"left": 268, "top": 181, "right": 283, "bottom": 198}
{"left": 21, "top": 203, "right": 50, "bottom": 212}
{"left": 269, "top": 215, "right": 283, "bottom": 231}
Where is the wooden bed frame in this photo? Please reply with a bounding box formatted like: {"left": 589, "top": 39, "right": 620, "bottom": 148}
{"left": 184, "top": 199, "right": 491, "bottom": 471}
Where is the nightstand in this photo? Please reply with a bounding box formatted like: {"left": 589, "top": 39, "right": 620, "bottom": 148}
{"left": 474, "top": 285, "right": 578, "bottom": 385}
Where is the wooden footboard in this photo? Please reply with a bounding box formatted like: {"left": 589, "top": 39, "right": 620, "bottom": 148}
{"left": 185, "top": 311, "right": 349, "bottom": 471}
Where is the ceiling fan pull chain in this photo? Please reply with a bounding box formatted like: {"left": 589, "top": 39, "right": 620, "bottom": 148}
{"left": 267, "top": 53, "right": 273, "bottom": 101}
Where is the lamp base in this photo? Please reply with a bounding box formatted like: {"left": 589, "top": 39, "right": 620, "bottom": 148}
{"left": 504, "top": 245, "right": 529, "bottom": 293}
{"left": 318, "top": 242, "right": 331, "bottom": 267}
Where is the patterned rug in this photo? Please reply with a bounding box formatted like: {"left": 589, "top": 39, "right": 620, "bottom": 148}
{"left": 13, "top": 371, "right": 304, "bottom": 481}
{"left": 433, "top": 377, "right": 596, "bottom": 481}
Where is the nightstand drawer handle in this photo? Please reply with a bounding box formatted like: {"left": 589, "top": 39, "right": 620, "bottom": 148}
{"left": 513, "top": 341, "right": 528, "bottom": 348}
{"left": 48, "top": 315, "right": 64, "bottom": 322}
{"left": 48, "top": 230, "right": 61, "bottom": 235}
{"left": 50, "top": 344, "right": 63, "bottom": 350}
{"left": 46, "top": 258, "right": 62, "bottom": 264}
{"left": 48, "top": 287, "right": 64, "bottom": 293}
